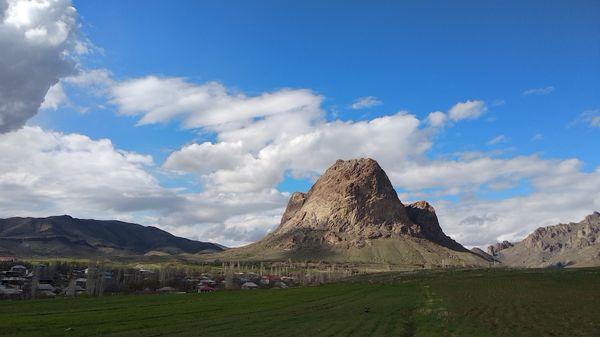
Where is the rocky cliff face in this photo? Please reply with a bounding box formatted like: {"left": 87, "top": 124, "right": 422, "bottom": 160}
{"left": 497, "top": 212, "right": 600, "bottom": 268}
{"left": 264, "top": 159, "right": 469, "bottom": 249}
{"left": 405, "top": 201, "right": 468, "bottom": 252}
{"left": 266, "top": 159, "right": 420, "bottom": 248}
{"left": 229, "top": 158, "right": 486, "bottom": 268}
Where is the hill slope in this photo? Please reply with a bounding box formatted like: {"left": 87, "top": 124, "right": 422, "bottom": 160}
{"left": 0, "top": 215, "right": 223, "bottom": 257}
{"left": 217, "top": 158, "right": 485, "bottom": 267}
{"left": 497, "top": 212, "right": 600, "bottom": 267}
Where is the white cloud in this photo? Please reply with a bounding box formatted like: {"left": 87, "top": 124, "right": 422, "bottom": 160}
{"left": 0, "top": 126, "right": 179, "bottom": 219}
{"left": 570, "top": 109, "right": 600, "bottom": 128}
{"left": 40, "top": 82, "right": 68, "bottom": 110}
{"left": 435, "top": 166, "right": 600, "bottom": 247}
{"left": 426, "top": 111, "right": 447, "bottom": 127}
{"left": 64, "top": 68, "right": 114, "bottom": 92}
{"left": 532, "top": 133, "right": 544, "bottom": 141}
{"left": 487, "top": 134, "right": 509, "bottom": 145}
{"left": 522, "top": 86, "right": 555, "bottom": 96}
{"left": 159, "top": 190, "right": 288, "bottom": 247}
{"left": 351, "top": 96, "right": 382, "bottom": 109}
{"left": 0, "top": 0, "right": 81, "bottom": 132}
{"left": 447, "top": 100, "right": 487, "bottom": 121}
{"left": 165, "top": 111, "right": 431, "bottom": 193}
{"left": 110, "top": 76, "right": 323, "bottom": 132}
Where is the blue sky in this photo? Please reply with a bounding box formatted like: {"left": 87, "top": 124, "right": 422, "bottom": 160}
{"left": 62, "top": 1, "right": 599, "bottom": 168}
{"left": 1, "top": 0, "right": 599, "bottom": 247}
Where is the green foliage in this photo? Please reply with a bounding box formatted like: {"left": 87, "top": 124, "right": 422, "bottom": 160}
{"left": 1, "top": 268, "right": 599, "bottom": 336}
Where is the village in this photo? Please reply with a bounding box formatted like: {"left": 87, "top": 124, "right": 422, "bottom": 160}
{"left": 0, "top": 257, "right": 359, "bottom": 300}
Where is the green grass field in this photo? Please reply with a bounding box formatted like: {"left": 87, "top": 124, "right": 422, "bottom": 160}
{"left": 1, "top": 268, "right": 599, "bottom": 337}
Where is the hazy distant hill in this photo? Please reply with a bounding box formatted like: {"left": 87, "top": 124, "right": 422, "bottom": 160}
{"left": 0, "top": 215, "right": 224, "bottom": 257}
{"left": 216, "top": 158, "right": 486, "bottom": 267}
{"left": 496, "top": 212, "right": 600, "bottom": 268}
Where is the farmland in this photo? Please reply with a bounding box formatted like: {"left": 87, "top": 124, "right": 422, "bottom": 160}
{"left": 1, "top": 268, "right": 599, "bottom": 337}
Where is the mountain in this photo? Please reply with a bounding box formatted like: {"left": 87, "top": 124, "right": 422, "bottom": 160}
{"left": 0, "top": 215, "right": 224, "bottom": 257}
{"left": 487, "top": 241, "right": 514, "bottom": 256}
{"left": 470, "top": 248, "right": 495, "bottom": 262}
{"left": 496, "top": 212, "right": 600, "bottom": 268}
{"left": 218, "top": 158, "right": 486, "bottom": 267}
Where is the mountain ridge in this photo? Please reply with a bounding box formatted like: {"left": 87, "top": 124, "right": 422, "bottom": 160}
{"left": 0, "top": 215, "right": 224, "bottom": 257}
{"left": 494, "top": 211, "right": 600, "bottom": 268}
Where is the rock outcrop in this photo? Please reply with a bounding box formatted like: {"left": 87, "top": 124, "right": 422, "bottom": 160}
{"left": 222, "top": 158, "right": 486, "bottom": 266}
{"left": 497, "top": 212, "right": 600, "bottom": 268}
{"left": 487, "top": 240, "right": 514, "bottom": 256}
{"left": 405, "top": 201, "right": 468, "bottom": 252}
{"left": 265, "top": 158, "right": 420, "bottom": 249}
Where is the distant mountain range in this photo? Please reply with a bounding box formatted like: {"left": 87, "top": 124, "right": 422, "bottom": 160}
{"left": 0, "top": 215, "right": 224, "bottom": 257}
{"left": 485, "top": 212, "right": 600, "bottom": 268}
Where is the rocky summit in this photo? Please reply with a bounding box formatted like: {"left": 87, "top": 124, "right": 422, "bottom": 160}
{"left": 222, "top": 158, "right": 486, "bottom": 266}
{"left": 266, "top": 158, "right": 419, "bottom": 248}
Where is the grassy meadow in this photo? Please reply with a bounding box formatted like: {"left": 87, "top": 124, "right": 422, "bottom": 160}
{"left": 1, "top": 268, "right": 599, "bottom": 337}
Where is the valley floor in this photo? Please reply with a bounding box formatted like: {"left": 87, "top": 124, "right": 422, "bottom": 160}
{"left": 1, "top": 268, "right": 599, "bottom": 337}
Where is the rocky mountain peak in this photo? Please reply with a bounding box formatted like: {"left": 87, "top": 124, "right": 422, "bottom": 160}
{"left": 264, "top": 158, "right": 466, "bottom": 252}
{"left": 270, "top": 158, "right": 415, "bottom": 243}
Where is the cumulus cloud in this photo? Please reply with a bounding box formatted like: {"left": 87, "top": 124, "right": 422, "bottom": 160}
{"left": 448, "top": 100, "right": 487, "bottom": 121}
{"left": 0, "top": 126, "right": 179, "bottom": 218}
{"left": 0, "top": 0, "right": 81, "bottom": 132}
{"left": 394, "top": 154, "right": 600, "bottom": 247}
{"left": 435, "top": 167, "right": 600, "bottom": 248}
{"left": 158, "top": 190, "right": 289, "bottom": 247}
{"left": 110, "top": 76, "right": 323, "bottom": 132}
{"left": 351, "top": 96, "right": 382, "bottom": 109}
{"left": 0, "top": 125, "right": 293, "bottom": 247}
{"left": 426, "top": 111, "right": 447, "bottom": 127}
{"left": 165, "top": 112, "right": 431, "bottom": 193}
{"left": 522, "top": 86, "right": 555, "bottom": 96}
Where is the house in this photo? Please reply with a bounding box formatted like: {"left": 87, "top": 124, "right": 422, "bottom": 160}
{"left": 241, "top": 282, "right": 259, "bottom": 290}
{"left": 1, "top": 276, "right": 27, "bottom": 288}
{"left": 197, "top": 285, "right": 215, "bottom": 293}
{"left": 199, "top": 279, "right": 217, "bottom": 287}
{"left": 157, "top": 286, "right": 176, "bottom": 293}
{"left": 281, "top": 276, "right": 295, "bottom": 283}
{"left": 7, "top": 265, "right": 27, "bottom": 277}
{"left": 0, "top": 256, "right": 16, "bottom": 263}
